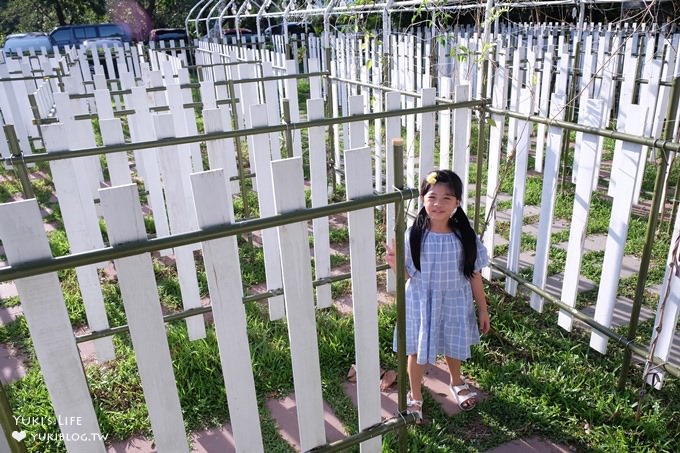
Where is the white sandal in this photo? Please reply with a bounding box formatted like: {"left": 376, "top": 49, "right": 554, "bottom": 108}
{"left": 406, "top": 391, "right": 423, "bottom": 422}
{"left": 449, "top": 382, "right": 477, "bottom": 411}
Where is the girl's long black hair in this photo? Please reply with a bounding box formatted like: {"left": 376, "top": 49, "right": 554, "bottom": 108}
{"left": 409, "top": 169, "right": 478, "bottom": 278}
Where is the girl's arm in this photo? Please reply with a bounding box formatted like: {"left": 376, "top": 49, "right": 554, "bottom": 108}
{"left": 385, "top": 240, "right": 410, "bottom": 280}
{"left": 471, "top": 272, "right": 490, "bottom": 333}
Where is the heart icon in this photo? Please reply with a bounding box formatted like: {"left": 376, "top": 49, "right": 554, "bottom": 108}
{"left": 11, "top": 431, "right": 26, "bottom": 442}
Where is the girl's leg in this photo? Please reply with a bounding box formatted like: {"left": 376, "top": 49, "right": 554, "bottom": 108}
{"left": 407, "top": 354, "right": 426, "bottom": 400}
{"left": 445, "top": 356, "right": 477, "bottom": 410}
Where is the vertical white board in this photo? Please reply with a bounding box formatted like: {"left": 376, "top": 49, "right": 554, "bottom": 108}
{"left": 249, "top": 104, "right": 286, "bottom": 320}
{"left": 418, "top": 88, "right": 436, "bottom": 184}
{"left": 590, "top": 107, "right": 648, "bottom": 354}
{"left": 452, "top": 83, "right": 471, "bottom": 213}
{"left": 42, "top": 124, "right": 115, "bottom": 363}
{"left": 271, "top": 157, "right": 326, "bottom": 451}
{"left": 345, "top": 147, "right": 382, "bottom": 452}
{"left": 559, "top": 100, "right": 605, "bottom": 331}
{"left": 154, "top": 113, "right": 205, "bottom": 340}
{"left": 505, "top": 89, "right": 533, "bottom": 296}
{"left": 385, "top": 92, "right": 402, "bottom": 292}
{"left": 529, "top": 94, "right": 566, "bottom": 312}
{"left": 307, "top": 99, "right": 332, "bottom": 309}
{"left": 0, "top": 200, "right": 106, "bottom": 453}
{"left": 190, "top": 169, "right": 264, "bottom": 452}
{"left": 99, "top": 184, "right": 188, "bottom": 452}
{"left": 202, "top": 107, "right": 239, "bottom": 194}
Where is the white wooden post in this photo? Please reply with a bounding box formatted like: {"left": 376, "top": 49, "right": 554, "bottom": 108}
{"left": 99, "top": 184, "right": 188, "bottom": 452}
{"left": 285, "top": 59, "right": 302, "bottom": 156}
{"left": 646, "top": 202, "right": 680, "bottom": 389}
{"left": 270, "top": 157, "right": 326, "bottom": 451}
{"left": 249, "top": 103, "right": 286, "bottom": 320}
{"left": 385, "top": 92, "right": 402, "bottom": 292}
{"left": 590, "top": 107, "right": 648, "bottom": 354}
{"left": 153, "top": 113, "right": 206, "bottom": 340}
{"left": 529, "top": 94, "right": 566, "bottom": 312}
{"left": 559, "top": 99, "right": 605, "bottom": 331}
{"left": 345, "top": 147, "right": 382, "bottom": 452}
{"left": 202, "top": 107, "right": 239, "bottom": 193}
{"left": 482, "top": 44, "right": 508, "bottom": 281}
{"left": 307, "top": 99, "right": 332, "bottom": 309}
{"left": 438, "top": 77, "right": 452, "bottom": 170}
{"left": 418, "top": 88, "right": 436, "bottom": 184}
{"left": 505, "top": 89, "right": 533, "bottom": 296}
{"left": 262, "top": 61, "right": 282, "bottom": 159}
{"left": 190, "top": 169, "right": 264, "bottom": 452}
{"left": 452, "top": 82, "right": 471, "bottom": 213}
{"left": 42, "top": 124, "right": 115, "bottom": 363}
{"left": 0, "top": 200, "right": 106, "bottom": 453}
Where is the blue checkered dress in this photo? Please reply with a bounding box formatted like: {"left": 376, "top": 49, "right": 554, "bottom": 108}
{"left": 393, "top": 228, "right": 489, "bottom": 364}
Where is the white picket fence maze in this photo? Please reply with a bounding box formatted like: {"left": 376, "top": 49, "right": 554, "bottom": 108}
{"left": 0, "top": 22, "right": 679, "bottom": 450}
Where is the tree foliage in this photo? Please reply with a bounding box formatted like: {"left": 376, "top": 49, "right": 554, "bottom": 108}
{"left": 0, "top": 0, "right": 196, "bottom": 42}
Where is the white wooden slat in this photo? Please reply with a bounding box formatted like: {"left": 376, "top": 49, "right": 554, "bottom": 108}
{"left": 590, "top": 106, "right": 648, "bottom": 354}
{"left": 558, "top": 99, "right": 605, "bottom": 331}
{"left": 482, "top": 46, "right": 508, "bottom": 281}
{"left": 42, "top": 124, "right": 115, "bottom": 363}
{"left": 345, "top": 147, "right": 382, "bottom": 452}
{"left": 452, "top": 83, "right": 471, "bottom": 213}
{"left": 647, "top": 197, "right": 680, "bottom": 389}
{"left": 385, "top": 92, "right": 402, "bottom": 292}
{"left": 199, "top": 80, "right": 217, "bottom": 110}
{"left": 0, "top": 200, "right": 106, "bottom": 452}
{"left": 438, "top": 77, "right": 452, "bottom": 170}
{"left": 126, "top": 86, "right": 171, "bottom": 248}
{"left": 284, "top": 60, "right": 303, "bottom": 157}
{"left": 529, "top": 94, "right": 565, "bottom": 312}
{"left": 270, "top": 157, "right": 326, "bottom": 451}
{"left": 309, "top": 58, "right": 322, "bottom": 99}
{"left": 418, "top": 88, "right": 436, "bottom": 187}
{"left": 178, "top": 69, "right": 204, "bottom": 172}
{"left": 52, "top": 92, "right": 102, "bottom": 198}
{"left": 202, "top": 107, "right": 239, "bottom": 193}
{"left": 190, "top": 169, "right": 264, "bottom": 452}
{"left": 608, "top": 38, "right": 637, "bottom": 197}
{"left": 307, "top": 98, "right": 332, "bottom": 309}
{"left": 99, "top": 118, "right": 132, "bottom": 187}
{"left": 99, "top": 184, "right": 188, "bottom": 452}
{"left": 249, "top": 103, "right": 286, "bottom": 320}
{"left": 262, "top": 61, "right": 282, "bottom": 160}
{"left": 348, "top": 95, "right": 366, "bottom": 149}
{"left": 153, "top": 113, "right": 205, "bottom": 340}
{"left": 505, "top": 89, "right": 533, "bottom": 296}
{"left": 373, "top": 89, "right": 383, "bottom": 194}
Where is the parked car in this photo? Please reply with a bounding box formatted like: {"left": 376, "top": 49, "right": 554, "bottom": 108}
{"left": 49, "top": 23, "right": 132, "bottom": 49}
{"left": 148, "top": 28, "right": 189, "bottom": 44}
{"left": 264, "top": 22, "right": 310, "bottom": 37}
{"left": 2, "top": 32, "right": 55, "bottom": 56}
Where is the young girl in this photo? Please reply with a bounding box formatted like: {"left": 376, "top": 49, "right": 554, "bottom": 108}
{"left": 385, "top": 169, "right": 489, "bottom": 419}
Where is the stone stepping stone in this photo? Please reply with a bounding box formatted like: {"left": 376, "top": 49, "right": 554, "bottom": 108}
{"left": 106, "top": 436, "right": 157, "bottom": 452}
{"left": 483, "top": 436, "right": 573, "bottom": 453}
{"left": 554, "top": 234, "right": 608, "bottom": 253}
{"left": 106, "top": 424, "right": 238, "bottom": 452}
{"left": 495, "top": 205, "right": 541, "bottom": 223}
{"left": 620, "top": 255, "right": 642, "bottom": 280}
{"left": 0, "top": 281, "right": 18, "bottom": 301}
{"left": 579, "top": 297, "right": 655, "bottom": 329}
{"left": 521, "top": 218, "right": 570, "bottom": 238}
{"left": 490, "top": 253, "right": 536, "bottom": 280}
{"left": 265, "top": 393, "right": 348, "bottom": 451}
{"left": 542, "top": 273, "right": 597, "bottom": 299}
{"left": 0, "top": 344, "right": 27, "bottom": 384}
{"left": 0, "top": 305, "right": 22, "bottom": 326}
{"left": 343, "top": 361, "right": 487, "bottom": 421}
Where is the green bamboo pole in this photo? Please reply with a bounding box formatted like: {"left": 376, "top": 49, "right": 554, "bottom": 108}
{"left": 392, "top": 138, "right": 409, "bottom": 452}
{"left": 282, "top": 99, "right": 293, "bottom": 159}
{"left": 0, "top": 380, "right": 27, "bottom": 453}
{"left": 307, "top": 412, "right": 418, "bottom": 453}
{"left": 0, "top": 189, "right": 418, "bottom": 283}
{"left": 617, "top": 68, "right": 680, "bottom": 389}
{"left": 227, "top": 79, "right": 251, "bottom": 231}
{"left": 4, "top": 125, "right": 34, "bottom": 199}
{"left": 8, "top": 99, "right": 486, "bottom": 167}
